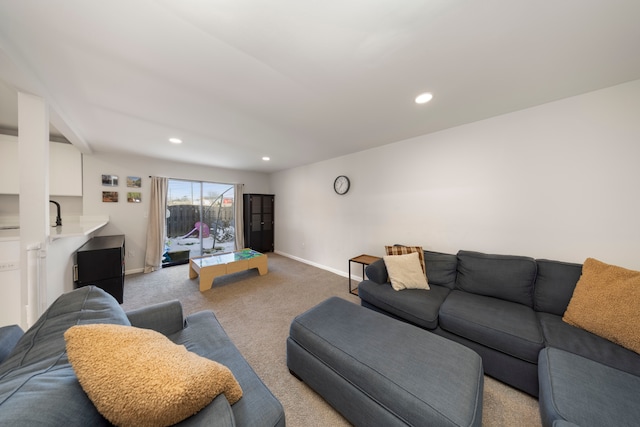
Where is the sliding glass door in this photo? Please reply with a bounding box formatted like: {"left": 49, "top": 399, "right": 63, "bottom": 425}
{"left": 163, "top": 179, "right": 236, "bottom": 266}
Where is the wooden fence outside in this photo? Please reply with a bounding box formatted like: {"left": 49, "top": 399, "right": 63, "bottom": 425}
{"left": 166, "top": 204, "right": 234, "bottom": 238}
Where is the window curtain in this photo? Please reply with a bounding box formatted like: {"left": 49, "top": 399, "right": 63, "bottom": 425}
{"left": 144, "top": 176, "right": 168, "bottom": 273}
{"left": 234, "top": 183, "right": 244, "bottom": 250}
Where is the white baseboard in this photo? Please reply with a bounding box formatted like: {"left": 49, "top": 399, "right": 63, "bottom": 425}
{"left": 125, "top": 268, "right": 144, "bottom": 275}
{"left": 274, "top": 250, "right": 364, "bottom": 282}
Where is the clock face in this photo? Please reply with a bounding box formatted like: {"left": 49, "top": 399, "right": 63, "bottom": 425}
{"left": 334, "top": 175, "right": 350, "bottom": 195}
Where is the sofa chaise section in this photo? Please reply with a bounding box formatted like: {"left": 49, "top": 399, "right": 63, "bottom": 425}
{"left": 538, "top": 347, "right": 640, "bottom": 427}
{"left": 533, "top": 258, "right": 640, "bottom": 427}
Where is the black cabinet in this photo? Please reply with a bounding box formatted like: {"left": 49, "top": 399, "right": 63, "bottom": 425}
{"left": 74, "top": 235, "right": 125, "bottom": 303}
{"left": 243, "top": 194, "right": 274, "bottom": 252}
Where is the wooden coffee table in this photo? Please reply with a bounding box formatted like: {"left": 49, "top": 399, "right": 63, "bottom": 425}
{"left": 189, "top": 248, "right": 268, "bottom": 291}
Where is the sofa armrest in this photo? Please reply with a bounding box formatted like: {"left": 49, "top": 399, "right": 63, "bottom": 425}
{"left": 365, "top": 259, "right": 389, "bottom": 284}
{"left": 174, "top": 394, "right": 236, "bottom": 427}
{"left": 0, "top": 324, "right": 24, "bottom": 364}
{"left": 126, "top": 300, "right": 185, "bottom": 336}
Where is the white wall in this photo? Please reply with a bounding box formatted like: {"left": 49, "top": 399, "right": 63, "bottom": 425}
{"left": 83, "top": 152, "right": 270, "bottom": 273}
{"left": 271, "top": 79, "right": 640, "bottom": 275}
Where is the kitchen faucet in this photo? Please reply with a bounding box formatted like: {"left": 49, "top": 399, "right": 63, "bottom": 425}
{"left": 50, "top": 200, "right": 62, "bottom": 226}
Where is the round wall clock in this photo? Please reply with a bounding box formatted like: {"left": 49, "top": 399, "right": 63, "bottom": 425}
{"left": 334, "top": 175, "right": 350, "bottom": 195}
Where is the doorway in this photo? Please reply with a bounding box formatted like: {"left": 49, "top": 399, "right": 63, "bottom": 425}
{"left": 163, "top": 179, "right": 236, "bottom": 266}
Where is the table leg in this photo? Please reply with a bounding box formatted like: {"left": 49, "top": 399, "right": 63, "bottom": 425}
{"left": 198, "top": 264, "right": 226, "bottom": 292}
{"left": 189, "top": 260, "right": 199, "bottom": 279}
{"left": 250, "top": 255, "right": 268, "bottom": 275}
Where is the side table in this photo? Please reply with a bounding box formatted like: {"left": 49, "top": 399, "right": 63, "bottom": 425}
{"left": 348, "top": 254, "right": 381, "bottom": 295}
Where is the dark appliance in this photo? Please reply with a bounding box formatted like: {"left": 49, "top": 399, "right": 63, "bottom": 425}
{"left": 74, "top": 235, "right": 125, "bottom": 303}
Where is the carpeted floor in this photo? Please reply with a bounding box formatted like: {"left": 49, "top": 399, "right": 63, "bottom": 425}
{"left": 121, "top": 253, "right": 542, "bottom": 427}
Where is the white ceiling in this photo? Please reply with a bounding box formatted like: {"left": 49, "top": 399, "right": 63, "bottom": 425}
{"left": 1, "top": 1, "right": 639, "bottom": 173}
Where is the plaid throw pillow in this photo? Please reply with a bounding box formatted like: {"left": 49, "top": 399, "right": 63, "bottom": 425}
{"left": 385, "top": 245, "right": 426, "bottom": 275}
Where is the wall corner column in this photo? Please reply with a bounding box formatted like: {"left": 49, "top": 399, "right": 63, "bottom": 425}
{"left": 18, "top": 92, "right": 49, "bottom": 327}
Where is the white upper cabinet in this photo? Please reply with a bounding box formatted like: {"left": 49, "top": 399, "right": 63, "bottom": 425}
{"left": 0, "top": 135, "right": 20, "bottom": 194}
{"left": 49, "top": 141, "right": 82, "bottom": 196}
{"left": 0, "top": 135, "right": 83, "bottom": 196}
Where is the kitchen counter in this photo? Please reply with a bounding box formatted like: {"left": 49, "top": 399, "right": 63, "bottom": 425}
{"left": 0, "top": 216, "right": 109, "bottom": 242}
{"left": 49, "top": 216, "right": 109, "bottom": 241}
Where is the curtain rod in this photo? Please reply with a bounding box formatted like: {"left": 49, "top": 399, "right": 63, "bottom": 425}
{"left": 148, "top": 176, "right": 243, "bottom": 186}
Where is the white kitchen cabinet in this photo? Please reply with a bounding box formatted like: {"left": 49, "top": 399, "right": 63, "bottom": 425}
{"left": 0, "top": 136, "right": 82, "bottom": 196}
{"left": 50, "top": 141, "right": 82, "bottom": 196}
{"left": 0, "top": 135, "right": 20, "bottom": 194}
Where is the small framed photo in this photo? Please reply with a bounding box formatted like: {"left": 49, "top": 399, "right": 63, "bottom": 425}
{"left": 127, "top": 176, "right": 142, "bottom": 188}
{"left": 127, "top": 192, "right": 142, "bottom": 203}
{"left": 102, "top": 174, "right": 119, "bottom": 186}
{"left": 102, "top": 191, "right": 118, "bottom": 202}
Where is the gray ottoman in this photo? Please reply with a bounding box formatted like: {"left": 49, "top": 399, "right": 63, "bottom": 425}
{"left": 287, "top": 297, "right": 483, "bottom": 427}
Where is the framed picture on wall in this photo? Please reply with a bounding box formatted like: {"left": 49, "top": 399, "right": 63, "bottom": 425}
{"left": 127, "top": 192, "right": 142, "bottom": 203}
{"left": 102, "top": 174, "right": 119, "bottom": 186}
{"left": 102, "top": 191, "right": 118, "bottom": 202}
{"left": 127, "top": 176, "right": 142, "bottom": 188}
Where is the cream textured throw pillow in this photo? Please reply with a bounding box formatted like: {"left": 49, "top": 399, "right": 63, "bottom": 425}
{"left": 64, "top": 324, "right": 243, "bottom": 427}
{"left": 563, "top": 257, "right": 640, "bottom": 354}
{"left": 385, "top": 245, "right": 426, "bottom": 274}
{"left": 384, "top": 252, "right": 430, "bottom": 291}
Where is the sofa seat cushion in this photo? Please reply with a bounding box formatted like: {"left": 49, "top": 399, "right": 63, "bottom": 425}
{"left": 169, "top": 311, "right": 285, "bottom": 427}
{"left": 538, "top": 312, "right": 640, "bottom": 377}
{"left": 538, "top": 347, "right": 640, "bottom": 427}
{"left": 0, "top": 286, "right": 130, "bottom": 426}
{"left": 358, "top": 281, "right": 450, "bottom": 329}
{"left": 439, "top": 290, "right": 543, "bottom": 363}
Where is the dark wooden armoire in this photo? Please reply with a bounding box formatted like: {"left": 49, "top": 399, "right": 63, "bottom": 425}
{"left": 243, "top": 194, "right": 274, "bottom": 252}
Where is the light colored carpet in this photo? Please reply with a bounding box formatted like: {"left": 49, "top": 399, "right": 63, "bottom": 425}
{"left": 121, "top": 253, "right": 541, "bottom": 427}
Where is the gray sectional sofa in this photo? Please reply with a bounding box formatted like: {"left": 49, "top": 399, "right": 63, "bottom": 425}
{"left": 358, "top": 249, "right": 640, "bottom": 427}
{"left": 0, "top": 286, "right": 285, "bottom": 427}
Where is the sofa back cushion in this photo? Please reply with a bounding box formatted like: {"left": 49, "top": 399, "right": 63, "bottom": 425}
{"left": 455, "top": 250, "right": 537, "bottom": 306}
{"left": 424, "top": 250, "right": 458, "bottom": 289}
{"left": 0, "top": 286, "right": 130, "bottom": 426}
{"left": 534, "top": 259, "right": 582, "bottom": 315}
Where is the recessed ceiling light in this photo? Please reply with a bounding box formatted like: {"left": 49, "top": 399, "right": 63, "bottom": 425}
{"left": 169, "top": 137, "right": 182, "bottom": 144}
{"left": 415, "top": 92, "right": 433, "bottom": 104}
{"left": 262, "top": 156, "right": 270, "bottom": 161}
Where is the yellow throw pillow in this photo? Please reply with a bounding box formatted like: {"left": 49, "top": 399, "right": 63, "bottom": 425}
{"left": 384, "top": 252, "right": 430, "bottom": 291}
{"left": 64, "top": 324, "right": 243, "bottom": 427}
{"left": 385, "top": 245, "right": 426, "bottom": 275}
{"left": 563, "top": 258, "right": 640, "bottom": 354}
